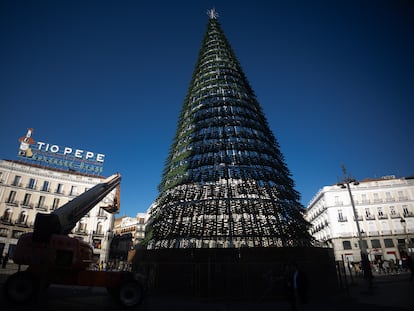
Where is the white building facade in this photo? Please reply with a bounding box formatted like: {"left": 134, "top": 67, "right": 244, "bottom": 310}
{"left": 305, "top": 176, "right": 414, "bottom": 263}
{"left": 0, "top": 159, "right": 116, "bottom": 263}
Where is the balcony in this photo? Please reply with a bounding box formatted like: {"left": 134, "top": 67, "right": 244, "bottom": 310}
{"left": 74, "top": 229, "right": 88, "bottom": 236}
{"left": 403, "top": 212, "right": 414, "bottom": 218}
{"left": 14, "top": 220, "right": 29, "bottom": 228}
{"left": 365, "top": 215, "right": 376, "bottom": 220}
{"left": 0, "top": 217, "right": 12, "bottom": 224}
{"left": 378, "top": 214, "right": 388, "bottom": 220}
{"left": 92, "top": 230, "right": 105, "bottom": 237}
{"left": 390, "top": 213, "right": 401, "bottom": 219}
{"left": 5, "top": 200, "right": 18, "bottom": 207}
{"left": 36, "top": 205, "right": 49, "bottom": 211}
{"left": 21, "top": 202, "right": 34, "bottom": 209}
{"left": 338, "top": 217, "right": 348, "bottom": 222}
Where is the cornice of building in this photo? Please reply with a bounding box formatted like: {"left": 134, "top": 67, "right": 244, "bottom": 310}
{"left": 0, "top": 159, "right": 106, "bottom": 185}
{"left": 1, "top": 159, "right": 107, "bottom": 179}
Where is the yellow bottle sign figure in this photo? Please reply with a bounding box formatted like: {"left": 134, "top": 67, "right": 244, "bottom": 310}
{"left": 18, "top": 128, "right": 35, "bottom": 158}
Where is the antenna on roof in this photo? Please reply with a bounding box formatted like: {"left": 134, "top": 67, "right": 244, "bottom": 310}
{"left": 207, "top": 8, "right": 219, "bottom": 19}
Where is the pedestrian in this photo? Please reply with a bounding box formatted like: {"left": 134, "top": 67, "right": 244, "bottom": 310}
{"left": 398, "top": 258, "right": 403, "bottom": 272}
{"left": 2, "top": 253, "right": 9, "bottom": 268}
{"left": 389, "top": 259, "right": 396, "bottom": 274}
{"left": 378, "top": 260, "right": 385, "bottom": 274}
{"left": 284, "top": 262, "right": 309, "bottom": 311}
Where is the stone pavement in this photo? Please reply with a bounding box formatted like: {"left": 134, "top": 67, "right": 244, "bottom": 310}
{"left": 1, "top": 263, "right": 413, "bottom": 310}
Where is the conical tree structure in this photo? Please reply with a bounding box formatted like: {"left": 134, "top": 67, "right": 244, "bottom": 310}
{"left": 146, "top": 10, "right": 312, "bottom": 249}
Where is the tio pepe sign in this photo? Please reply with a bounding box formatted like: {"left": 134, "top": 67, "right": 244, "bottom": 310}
{"left": 18, "top": 128, "right": 105, "bottom": 174}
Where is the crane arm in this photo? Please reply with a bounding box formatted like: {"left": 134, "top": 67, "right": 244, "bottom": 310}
{"left": 32, "top": 173, "right": 121, "bottom": 242}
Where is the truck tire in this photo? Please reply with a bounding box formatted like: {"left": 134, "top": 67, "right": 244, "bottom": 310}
{"left": 118, "top": 281, "right": 143, "bottom": 307}
{"left": 3, "top": 271, "right": 38, "bottom": 304}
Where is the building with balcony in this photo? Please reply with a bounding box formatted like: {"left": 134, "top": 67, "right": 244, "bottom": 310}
{"left": 109, "top": 213, "right": 148, "bottom": 268}
{"left": 305, "top": 175, "right": 414, "bottom": 263}
{"left": 0, "top": 159, "right": 116, "bottom": 263}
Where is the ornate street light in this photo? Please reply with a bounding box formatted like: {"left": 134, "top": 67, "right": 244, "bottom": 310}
{"left": 400, "top": 217, "right": 410, "bottom": 256}
{"left": 337, "top": 164, "right": 373, "bottom": 286}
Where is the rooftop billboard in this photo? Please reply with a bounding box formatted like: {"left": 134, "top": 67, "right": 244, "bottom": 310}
{"left": 18, "top": 128, "right": 104, "bottom": 175}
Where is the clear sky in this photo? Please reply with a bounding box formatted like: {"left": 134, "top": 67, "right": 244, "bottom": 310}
{"left": 1, "top": 0, "right": 413, "bottom": 218}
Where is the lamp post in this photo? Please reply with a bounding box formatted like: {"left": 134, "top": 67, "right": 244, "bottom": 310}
{"left": 400, "top": 217, "right": 410, "bottom": 256}
{"left": 338, "top": 164, "right": 373, "bottom": 286}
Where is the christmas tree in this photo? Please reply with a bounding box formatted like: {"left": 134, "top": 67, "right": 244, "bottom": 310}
{"left": 145, "top": 9, "right": 312, "bottom": 249}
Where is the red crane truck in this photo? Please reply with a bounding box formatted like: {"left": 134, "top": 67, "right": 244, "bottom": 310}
{"left": 3, "top": 173, "right": 146, "bottom": 307}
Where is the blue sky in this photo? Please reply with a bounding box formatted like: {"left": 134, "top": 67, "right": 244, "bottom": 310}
{"left": 1, "top": 0, "right": 413, "bottom": 217}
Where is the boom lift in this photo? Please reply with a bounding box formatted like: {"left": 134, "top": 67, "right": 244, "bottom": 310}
{"left": 3, "top": 173, "right": 146, "bottom": 307}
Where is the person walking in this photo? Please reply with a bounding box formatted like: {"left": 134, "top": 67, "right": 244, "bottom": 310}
{"left": 2, "top": 253, "right": 9, "bottom": 268}
{"left": 284, "top": 262, "right": 309, "bottom": 311}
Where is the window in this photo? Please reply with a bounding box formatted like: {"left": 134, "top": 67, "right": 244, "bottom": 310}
{"left": 2, "top": 209, "right": 12, "bottom": 222}
{"left": 78, "top": 222, "right": 86, "bottom": 233}
{"left": 28, "top": 178, "right": 36, "bottom": 189}
{"left": 337, "top": 210, "right": 347, "bottom": 222}
{"left": 52, "top": 198, "right": 60, "bottom": 210}
{"left": 12, "top": 175, "right": 22, "bottom": 186}
{"left": 17, "top": 211, "right": 27, "bottom": 224}
{"left": 22, "top": 193, "right": 31, "bottom": 206}
{"left": 361, "top": 194, "right": 368, "bottom": 203}
{"left": 390, "top": 206, "right": 396, "bottom": 216}
{"left": 7, "top": 191, "right": 17, "bottom": 204}
{"left": 398, "top": 191, "right": 407, "bottom": 201}
{"left": 12, "top": 230, "right": 23, "bottom": 239}
{"left": 334, "top": 196, "right": 342, "bottom": 205}
{"left": 371, "top": 239, "right": 381, "bottom": 248}
{"left": 342, "top": 240, "right": 352, "bottom": 250}
{"left": 42, "top": 181, "right": 50, "bottom": 192}
{"left": 402, "top": 205, "right": 410, "bottom": 216}
{"left": 384, "top": 238, "right": 394, "bottom": 247}
{"left": 96, "top": 223, "right": 103, "bottom": 235}
{"left": 37, "top": 196, "right": 46, "bottom": 209}
{"left": 70, "top": 186, "right": 77, "bottom": 196}
{"left": 56, "top": 183, "right": 63, "bottom": 194}
{"left": 0, "top": 228, "right": 8, "bottom": 237}
{"left": 378, "top": 207, "right": 383, "bottom": 217}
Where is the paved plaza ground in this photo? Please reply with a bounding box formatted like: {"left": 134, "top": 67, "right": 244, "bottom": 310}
{"left": 1, "top": 262, "right": 413, "bottom": 310}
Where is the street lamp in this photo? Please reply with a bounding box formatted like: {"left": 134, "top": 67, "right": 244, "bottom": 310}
{"left": 337, "top": 164, "right": 373, "bottom": 285}
{"left": 400, "top": 217, "right": 410, "bottom": 256}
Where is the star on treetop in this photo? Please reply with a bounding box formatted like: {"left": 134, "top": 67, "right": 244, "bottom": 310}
{"left": 207, "top": 8, "right": 219, "bottom": 19}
